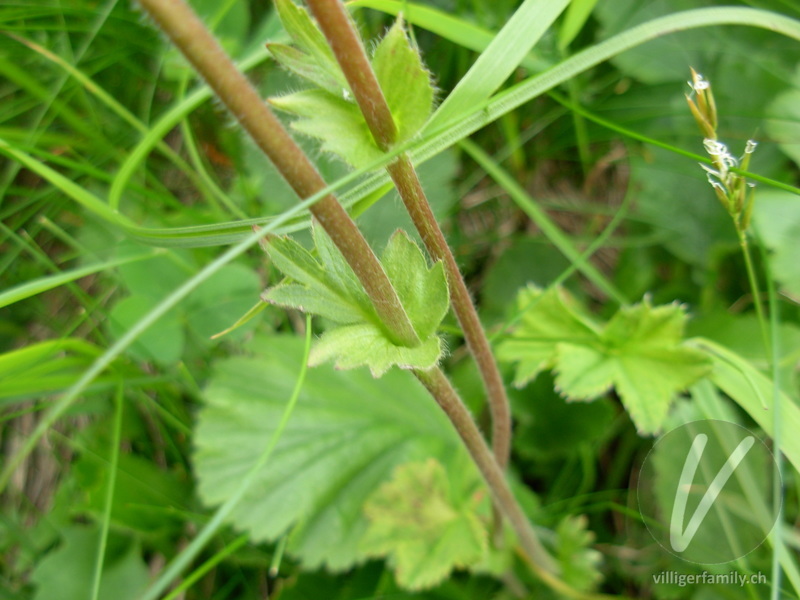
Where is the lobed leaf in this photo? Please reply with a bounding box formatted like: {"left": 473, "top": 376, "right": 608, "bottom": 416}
{"left": 270, "top": 90, "right": 383, "bottom": 168}
{"left": 372, "top": 19, "right": 435, "bottom": 142}
{"left": 261, "top": 226, "right": 448, "bottom": 376}
{"left": 193, "top": 335, "right": 472, "bottom": 570}
{"left": 498, "top": 286, "right": 711, "bottom": 434}
{"left": 382, "top": 230, "right": 449, "bottom": 340}
{"left": 361, "top": 459, "right": 487, "bottom": 590}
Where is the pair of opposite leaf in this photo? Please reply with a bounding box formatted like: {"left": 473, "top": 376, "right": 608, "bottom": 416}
{"left": 261, "top": 225, "right": 449, "bottom": 377}
{"left": 267, "top": 0, "right": 436, "bottom": 168}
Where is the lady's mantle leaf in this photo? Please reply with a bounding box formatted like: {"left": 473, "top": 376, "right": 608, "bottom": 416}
{"left": 555, "top": 515, "right": 603, "bottom": 592}
{"left": 495, "top": 286, "right": 599, "bottom": 386}
{"left": 261, "top": 225, "right": 448, "bottom": 376}
{"left": 194, "top": 335, "right": 473, "bottom": 570}
{"left": 372, "top": 19, "right": 435, "bottom": 142}
{"left": 498, "top": 286, "right": 710, "bottom": 434}
{"left": 361, "top": 459, "right": 487, "bottom": 590}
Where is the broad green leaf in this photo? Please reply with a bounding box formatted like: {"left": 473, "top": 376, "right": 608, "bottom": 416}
{"left": 185, "top": 264, "right": 262, "bottom": 340}
{"left": 273, "top": 0, "right": 347, "bottom": 90}
{"left": 107, "top": 296, "right": 185, "bottom": 365}
{"left": 267, "top": 42, "right": 344, "bottom": 95}
{"left": 766, "top": 87, "right": 800, "bottom": 167}
{"left": 499, "top": 287, "right": 711, "bottom": 434}
{"left": 556, "top": 302, "right": 711, "bottom": 434}
{"left": 270, "top": 89, "right": 383, "bottom": 168}
{"left": 31, "top": 526, "right": 148, "bottom": 600}
{"left": 381, "top": 230, "right": 448, "bottom": 340}
{"left": 372, "top": 20, "right": 434, "bottom": 142}
{"left": 309, "top": 323, "right": 442, "bottom": 377}
{"left": 193, "top": 335, "right": 471, "bottom": 570}
{"left": 361, "top": 459, "right": 487, "bottom": 590}
{"left": 753, "top": 190, "right": 800, "bottom": 297}
{"left": 554, "top": 515, "right": 603, "bottom": 592}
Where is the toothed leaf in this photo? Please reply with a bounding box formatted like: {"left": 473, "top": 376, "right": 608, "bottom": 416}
{"left": 361, "top": 459, "right": 487, "bottom": 590}
{"left": 273, "top": 0, "right": 347, "bottom": 90}
{"left": 372, "top": 19, "right": 435, "bottom": 141}
{"left": 267, "top": 43, "right": 344, "bottom": 95}
{"left": 555, "top": 515, "right": 603, "bottom": 592}
{"left": 382, "top": 230, "right": 448, "bottom": 340}
{"left": 499, "top": 287, "right": 711, "bottom": 434}
{"left": 270, "top": 90, "right": 383, "bottom": 168}
{"left": 309, "top": 323, "right": 442, "bottom": 377}
{"left": 261, "top": 225, "right": 447, "bottom": 376}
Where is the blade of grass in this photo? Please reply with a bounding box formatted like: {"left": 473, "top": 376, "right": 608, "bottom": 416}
{"left": 0, "top": 250, "right": 162, "bottom": 309}
{"left": 89, "top": 383, "right": 124, "bottom": 600}
{"left": 139, "top": 315, "right": 313, "bottom": 600}
{"left": 0, "top": 170, "right": 350, "bottom": 493}
{"left": 460, "top": 138, "right": 627, "bottom": 304}
{"left": 424, "top": 0, "right": 569, "bottom": 132}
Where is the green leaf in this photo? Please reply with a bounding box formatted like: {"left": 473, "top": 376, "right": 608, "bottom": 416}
{"left": 267, "top": 43, "right": 344, "bottom": 95}
{"left": 185, "top": 264, "right": 262, "bottom": 340}
{"left": 499, "top": 287, "right": 711, "bottom": 434}
{"left": 382, "top": 230, "right": 448, "bottom": 340}
{"left": 270, "top": 89, "right": 383, "bottom": 168}
{"left": 31, "top": 526, "right": 148, "bottom": 600}
{"left": 262, "top": 227, "right": 447, "bottom": 376}
{"left": 372, "top": 19, "right": 435, "bottom": 142}
{"left": 261, "top": 229, "right": 374, "bottom": 324}
{"left": 361, "top": 459, "right": 487, "bottom": 590}
{"left": 554, "top": 515, "right": 603, "bottom": 592}
{"left": 309, "top": 323, "right": 442, "bottom": 377}
{"left": 273, "top": 0, "right": 347, "bottom": 90}
{"left": 107, "top": 295, "right": 185, "bottom": 365}
{"left": 496, "top": 286, "right": 599, "bottom": 387}
{"left": 193, "top": 334, "right": 471, "bottom": 570}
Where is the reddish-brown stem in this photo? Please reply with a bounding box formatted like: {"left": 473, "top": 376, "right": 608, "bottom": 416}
{"left": 305, "top": 0, "right": 512, "bottom": 470}
{"left": 414, "top": 367, "right": 556, "bottom": 573}
{"left": 138, "top": 0, "right": 418, "bottom": 348}
{"left": 388, "top": 156, "right": 512, "bottom": 468}
{"left": 305, "top": 0, "right": 397, "bottom": 150}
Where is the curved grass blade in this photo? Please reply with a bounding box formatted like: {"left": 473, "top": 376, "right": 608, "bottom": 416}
{"left": 424, "top": 0, "right": 569, "bottom": 132}
{"left": 139, "top": 315, "right": 313, "bottom": 600}
{"left": 0, "top": 180, "right": 336, "bottom": 493}
{"left": 0, "top": 250, "right": 162, "bottom": 309}
{"left": 460, "top": 139, "right": 627, "bottom": 305}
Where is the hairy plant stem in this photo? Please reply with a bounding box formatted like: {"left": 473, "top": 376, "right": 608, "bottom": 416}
{"left": 138, "top": 0, "right": 418, "bottom": 348}
{"left": 141, "top": 0, "right": 555, "bottom": 577}
{"left": 414, "top": 366, "right": 556, "bottom": 574}
{"left": 306, "top": 0, "right": 512, "bottom": 470}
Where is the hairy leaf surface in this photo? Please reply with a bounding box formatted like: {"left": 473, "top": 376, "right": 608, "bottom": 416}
{"left": 193, "top": 335, "right": 472, "bottom": 570}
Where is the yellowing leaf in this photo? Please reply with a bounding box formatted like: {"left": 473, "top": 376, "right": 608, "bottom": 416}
{"left": 361, "top": 459, "right": 487, "bottom": 590}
